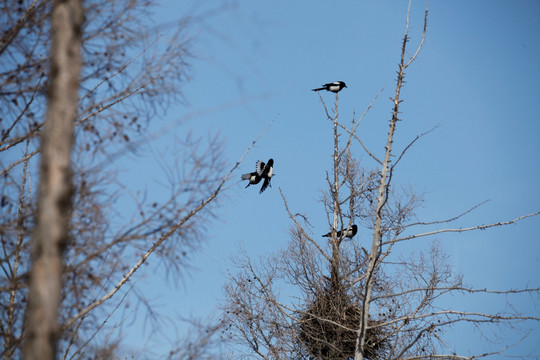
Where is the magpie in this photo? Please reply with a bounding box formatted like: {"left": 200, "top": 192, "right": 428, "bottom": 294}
{"left": 241, "top": 158, "right": 274, "bottom": 194}
{"left": 322, "top": 224, "right": 358, "bottom": 239}
{"left": 312, "top": 81, "right": 347, "bottom": 93}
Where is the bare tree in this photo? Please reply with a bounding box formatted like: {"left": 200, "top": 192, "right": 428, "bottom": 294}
{"left": 221, "top": 4, "right": 540, "bottom": 359}
{"left": 0, "top": 0, "right": 258, "bottom": 358}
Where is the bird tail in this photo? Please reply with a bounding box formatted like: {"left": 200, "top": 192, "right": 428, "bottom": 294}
{"left": 312, "top": 87, "right": 324, "bottom": 92}
{"left": 242, "top": 173, "right": 252, "bottom": 188}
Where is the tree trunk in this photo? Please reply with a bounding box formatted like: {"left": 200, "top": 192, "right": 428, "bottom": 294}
{"left": 22, "top": 1, "right": 83, "bottom": 359}
{"left": 330, "top": 94, "right": 341, "bottom": 292}
{"left": 355, "top": 34, "right": 408, "bottom": 360}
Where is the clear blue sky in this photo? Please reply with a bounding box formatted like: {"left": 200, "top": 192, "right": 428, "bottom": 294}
{"left": 108, "top": 1, "right": 540, "bottom": 357}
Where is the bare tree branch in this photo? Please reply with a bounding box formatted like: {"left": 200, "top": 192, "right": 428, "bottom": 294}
{"left": 391, "top": 211, "right": 540, "bottom": 244}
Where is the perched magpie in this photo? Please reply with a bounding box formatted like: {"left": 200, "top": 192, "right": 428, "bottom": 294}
{"left": 241, "top": 158, "right": 274, "bottom": 194}
{"left": 312, "top": 81, "right": 347, "bottom": 93}
{"left": 322, "top": 224, "right": 358, "bottom": 239}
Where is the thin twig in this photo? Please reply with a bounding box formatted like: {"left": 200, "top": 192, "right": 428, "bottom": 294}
{"left": 391, "top": 123, "right": 439, "bottom": 170}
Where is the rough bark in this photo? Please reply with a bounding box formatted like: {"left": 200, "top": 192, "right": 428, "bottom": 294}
{"left": 22, "top": 0, "right": 83, "bottom": 359}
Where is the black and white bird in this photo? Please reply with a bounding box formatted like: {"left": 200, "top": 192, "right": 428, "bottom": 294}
{"left": 322, "top": 224, "right": 358, "bottom": 239}
{"left": 241, "top": 158, "right": 274, "bottom": 194}
{"left": 312, "top": 81, "right": 347, "bottom": 93}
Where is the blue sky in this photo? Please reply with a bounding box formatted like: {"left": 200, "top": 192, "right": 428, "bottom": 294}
{"left": 109, "top": 1, "right": 540, "bottom": 357}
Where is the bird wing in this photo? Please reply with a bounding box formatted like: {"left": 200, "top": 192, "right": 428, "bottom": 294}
{"left": 262, "top": 162, "right": 273, "bottom": 178}
{"left": 322, "top": 229, "right": 342, "bottom": 238}
{"left": 260, "top": 178, "right": 270, "bottom": 193}
{"left": 256, "top": 161, "right": 266, "bottom": 176}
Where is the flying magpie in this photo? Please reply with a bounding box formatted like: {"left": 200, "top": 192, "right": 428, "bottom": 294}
{"left": 312, "top": 81, "right": 347, "bottom": 93}
{"left": 241, "top": 158, "right": 274, "bottom": 194}
{"left": 322, "top": 224, "right": 358, "bottom": 239}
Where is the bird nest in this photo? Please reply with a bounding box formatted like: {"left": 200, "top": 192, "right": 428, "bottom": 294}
{"left": 298, "top": 288, "right": 388, "bottom": 360}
